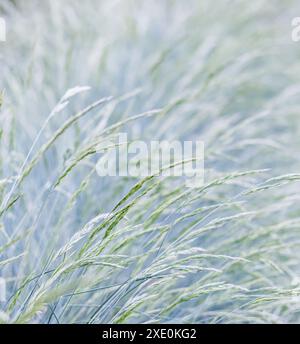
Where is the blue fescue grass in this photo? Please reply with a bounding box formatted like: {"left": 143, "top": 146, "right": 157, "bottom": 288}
{"left": 1, "top": 0, "right": 300, "bottom": 323}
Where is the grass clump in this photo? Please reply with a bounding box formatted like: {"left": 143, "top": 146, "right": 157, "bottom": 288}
{"left": 1, "top": 0, "right": 300, "bottom": 323}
